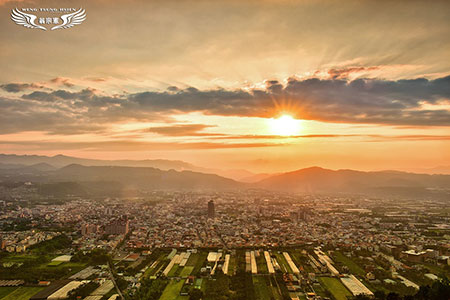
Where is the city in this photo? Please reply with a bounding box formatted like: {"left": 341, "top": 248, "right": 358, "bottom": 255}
{"left": 0, "top": 187, "right": 449, "bottom": 299}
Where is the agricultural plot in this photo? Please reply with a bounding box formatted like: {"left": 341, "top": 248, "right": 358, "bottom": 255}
{"left": 319, "top": 277, "right": 352, "bottom": 300}
{"left": 288, "top": 251, "right": 310, "bottom": 273}
{"left": 0, "top": 287, "right": 17, "bottom": 299}
{"left": 275, "top": 253, "right": 292, "bottom": 273}
{"left": 187, "top": 252, "right": 207, "bottom": 276}
{"left": 227, "top": 255, "right": 237, "bottom": 275}
{"left": 252, "top": 276, "right": 283, "bottom": 300}
{"left": 332, "top": 252, "right": 365, "bottom": 276}
{"left": 283, "top": 252, "right": 300, "bottom": 274}
{"left": 167, "top": 264, "right": 180, "bottom": 277}
{"left": 256, "top": 253, "right": 268, "bottom": 273}
{"left": 252, "top": 276, "right": 273, "bottom": 300}
{"left": 145, "top": 254, "right": 169, "bottom": 278}
{"left": 159, "top": 280, "right": 185, "bottom": 300}
{"left": 179, "top": 266, "right": 194, "bottom": 277}
{"left": 0, "top": 287, "right": 44, "bottom": 300}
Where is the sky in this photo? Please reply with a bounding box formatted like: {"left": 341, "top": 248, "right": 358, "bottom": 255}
{"left": 0, "top": 0, "right": 449, "bottom": 174}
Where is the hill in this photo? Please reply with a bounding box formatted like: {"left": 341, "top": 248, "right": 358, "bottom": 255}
{"left": 256, "top": 167, "right": 450, "bottom": 198}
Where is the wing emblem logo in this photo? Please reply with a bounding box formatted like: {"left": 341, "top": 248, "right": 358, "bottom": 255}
{"left": 11, "top": 8, "right": 86, "bottom": 31}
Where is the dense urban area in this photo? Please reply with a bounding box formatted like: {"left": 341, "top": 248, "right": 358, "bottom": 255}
{"left": 0, "top": 184, "right": 449, "bottom": 300}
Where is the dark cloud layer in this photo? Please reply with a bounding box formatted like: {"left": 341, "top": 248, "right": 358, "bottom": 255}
{"left": 0, "top": 83, "right": 44, "bottom": 93}
{"left": 1, "top": 75, "right": 449, "bottom": 135}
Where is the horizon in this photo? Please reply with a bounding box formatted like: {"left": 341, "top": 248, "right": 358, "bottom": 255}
{"left": 1, "top": 152, "right": 450, "bottom": 177}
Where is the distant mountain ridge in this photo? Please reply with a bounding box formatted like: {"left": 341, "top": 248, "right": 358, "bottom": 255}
{"left": 0, "top": 163, "right": 241, "bottom": 192}
{"left": 256, "top": 166, "right": 450, "bottom": 198}
{"left": 0, "top": 154, "right": 200, "bottom": 171}
{"left": 0, "top": 154, "right": 449, "bottom": 199}
{"left": 51, "top": 164, "right": 243, "bottom": 191}
{"left": 0, "top": 154, "right": 260, "bottom": 180}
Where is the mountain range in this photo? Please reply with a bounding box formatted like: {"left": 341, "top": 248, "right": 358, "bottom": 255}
{"left": 0, "top": 154, "right": 256, "bottom": 181}
{"left": 0, "top": 154, "right": 449, "bottom": 199}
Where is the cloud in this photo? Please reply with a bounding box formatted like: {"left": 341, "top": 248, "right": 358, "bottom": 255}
{"left": 146, "top": 124, "right": 218, "bottom": 136}
{"left": 0, "top": 139, "right": 279, "bottom": 151}
{"left": 0, "top": 82, "right": 45, "bottom": 93}
{"left": 50, "top": 77, "right": 75, "bottom": 88}
{"left": 1, "top": 75, "right": 450, "bottom": 135}
{"left": 327, "top": 66, "right": 380, "bottom": 79}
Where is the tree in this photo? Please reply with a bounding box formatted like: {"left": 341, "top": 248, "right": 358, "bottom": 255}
{"left": 374, "top": 290, "right": 386, "bottom": 300}
{"left": 386, "top": 292, "right": 401, "bottom": 300}
{"left": 189, "top": 288, "right": 203, "bottom": 300}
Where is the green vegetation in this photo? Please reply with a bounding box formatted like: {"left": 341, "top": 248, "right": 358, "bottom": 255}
{"left": 188, "top": 252, "right": 207, "bottom": 276}
{"left": 127, "top": 278, "right": 168, "bottom": 300}
{"left": 0, "top": 287, "right": 43, "bottom": 300}
{"left": 229, "top": 270, "right": 257, "bottom": 300}
{"left": 252, "top": 276, "right": 281, "bottom": 300}
{"left": 0, "top": 234, "right": 88, "bottom": 283}
{"left": 167, "top": 265, "right": 179, "bottom": 277}
{"left": 71, "top": 249, "right": 112, "bottom": 266}
{"left": 319, "top": 277, "right": 352, "bottom": 300}
{"left": 159, "top": 280, "right": 185, "bottom": 300}
{"left": 353, "top": 278, "right": 450, "bottom": 300}
{"left": 274, "top": 253, "right": 292, "bottom": 273}
{"left": 255, "top": 253, "right": 268, "bottom": 274}
{"left": 332, "top": 251, "right": 365, "bottom": 276}
{"left": 29, "top": 234, "right": 72, "bottom": 254}
{"left": 204, "top": 272, "right": 230, "bottom": 300}
{"left": 188, "top": 288, "right": 203, "bottom": 300}
{"left": 0, "top": 257, "right": 86, "bottom": 283}
{"left": 180, "top": 266, "right": 194, "bottom": 277}
{"left": 228, "top": 255, "right": 237, "bottom": 275}
{"left": 0, "top": 287, "right": 17, "bottom": 299}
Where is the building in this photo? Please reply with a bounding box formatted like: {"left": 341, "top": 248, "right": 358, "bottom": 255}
{"left": 81, "top": 224, "right": 99, "bottom": 236}
{"left": 105, "top": 217, "right": 129, "bottom": 235}
{"left": 402, "top": 250, "right": 426, "bottom": 263}
{"left": 298, "top": 208, "right": 310, "bottom": 222}
{"left": 208, "top": 200, "right": 215, "bottom": 218}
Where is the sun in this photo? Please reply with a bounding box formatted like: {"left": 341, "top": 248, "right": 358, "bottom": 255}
{"left": 268, "top": 114, "right": 301, "bottom": 136}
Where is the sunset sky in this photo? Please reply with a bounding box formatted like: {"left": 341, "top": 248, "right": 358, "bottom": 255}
{"left": 0, "top": 0, "right": 449, "bottom": 173}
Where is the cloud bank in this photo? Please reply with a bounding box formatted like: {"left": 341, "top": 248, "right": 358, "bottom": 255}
{"left": 1, "top": 75, "right": 449, "bottom": 135}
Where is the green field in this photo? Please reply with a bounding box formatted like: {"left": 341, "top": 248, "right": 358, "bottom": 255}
{"left": 333, "top": 252, "right": 365, "bottom": 276}
{"left": 256, "top": 253, "right": 268, "bottom": 274}
{"left": 227, "top": 255, "right": 237, "bottom": 275}
{"left": 1, "top": 253, "right": 43, "bottom": 266}
{"left": 319, "top": 277, "right": 352, "bottom": 300}
{"left": 274, "top": 253, "right": 292, "bottom": 273}
{"left": 179, "top": 266, "right": 194, "bottom": 277}
{"left": 159, "top": 280, "right": 185, "bottom": 300}
{"left": 167, "top": 265, "right": 179, "bottom": 277}
{"left": 187, "top": 252, "right": 207, "bottom": 276}
{"left": 0, "top": 287, "right": 44, "bottom": 300}
{"left": 0, "top": 287, "right": 17, "bottom": 299}
{"left": 253, "top": 276, "right": 282, "bottom": 300}
{"left": 47, "top": 260, "right": 64, "bottom": 266}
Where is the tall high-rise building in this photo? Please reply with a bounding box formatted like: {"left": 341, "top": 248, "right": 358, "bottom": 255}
{"left": 105, "top": 216, "right": 129, "bottom": 235}
{"left": 208, "top": 200, "right": 215, "bottom": 218}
